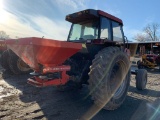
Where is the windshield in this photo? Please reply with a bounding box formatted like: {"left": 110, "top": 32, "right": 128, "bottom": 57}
{"left": 68, "top": 20, "right": 99, "bottom": 41}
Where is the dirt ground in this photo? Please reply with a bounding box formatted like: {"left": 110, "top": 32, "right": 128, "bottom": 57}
{"left": 0, "top": 65, "right": 160, "bottom": 120}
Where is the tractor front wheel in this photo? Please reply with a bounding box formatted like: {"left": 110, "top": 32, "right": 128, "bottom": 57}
{"left": 88, "top": 47, "right": 130, "bottom": 110}
{"left": 136, "top": 69, "right": 147, "bottom": 90}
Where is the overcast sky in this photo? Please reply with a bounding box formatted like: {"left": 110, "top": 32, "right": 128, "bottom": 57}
{"left": 0, "top": 0, "right": 160, "bottom": 41}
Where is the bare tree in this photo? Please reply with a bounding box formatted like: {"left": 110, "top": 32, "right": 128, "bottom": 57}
{"left": 144, "top": 23, "right": 159, "bottom": 41}
{"left": 134, "top": 33, "right": 146, "bottom": 42}
{"left": 134, "top": 23, "right": 160, "bottom": 41}
{"left": 0, "top": 31, "right": 10, "bottom": 40}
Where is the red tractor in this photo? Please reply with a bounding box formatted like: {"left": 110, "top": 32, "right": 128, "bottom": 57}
{"left": 5, "top": 9, "right": 147, "bottom": 111}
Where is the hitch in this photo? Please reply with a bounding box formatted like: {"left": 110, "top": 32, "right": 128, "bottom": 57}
{"left": 27, "top": 65, "right": 70, "bottom": 87}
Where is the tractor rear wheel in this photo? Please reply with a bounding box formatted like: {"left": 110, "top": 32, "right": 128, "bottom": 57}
{"left": 8, "top": 50, "right": 31, "bottom": 74}
{"left": 136, "top": 69, "right": 147, "bottom": 90}
{"left": 88, "top": 47, "right": 130, "bottom": 110}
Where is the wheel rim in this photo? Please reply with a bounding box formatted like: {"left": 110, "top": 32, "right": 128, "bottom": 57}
{"left": 114, "top": 77, "right": 127, "bottom": 99}
{"left": 17, "top": 59, "right": 31, "bottom": 72}
{"left": 109, "top": 60, "right": 128, "bottom": 99}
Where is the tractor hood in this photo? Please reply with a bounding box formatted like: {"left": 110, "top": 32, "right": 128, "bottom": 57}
{"left": 5, "top": 37, "right": 82, "bottom": 71}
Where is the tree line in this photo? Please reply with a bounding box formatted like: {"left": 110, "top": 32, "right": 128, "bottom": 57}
{"left": 134, "top": 23, "right": 160, "bottom": 41}
{"left": 0, "top": 31, "right": 10, "bottom": 40}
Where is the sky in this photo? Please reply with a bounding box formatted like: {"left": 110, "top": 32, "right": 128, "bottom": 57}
{"left": 0, "top": 0, "right": 160, "bottom": 41}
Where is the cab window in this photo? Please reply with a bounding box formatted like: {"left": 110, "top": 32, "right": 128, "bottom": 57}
{"left": 100, "top": 17, "right": 111, "bottom": 40}
{"left": 112, "top": 21, "right": 123, "bottom": 42}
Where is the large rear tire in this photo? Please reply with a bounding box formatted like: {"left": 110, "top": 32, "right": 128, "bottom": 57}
{"left": 88, "top": 47, "right": 130, "bottom": 110}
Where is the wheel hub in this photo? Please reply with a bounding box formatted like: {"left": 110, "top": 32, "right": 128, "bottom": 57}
{"left": 17, "top": 59, "right": 31, "bottom": 72}
{"left": 110, "top": 61, "right": 127, "bottom": 99}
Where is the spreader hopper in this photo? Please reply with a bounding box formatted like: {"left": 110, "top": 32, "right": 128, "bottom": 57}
{"left": 6, "top": 37, "right": 82, "bottom": 72}
{"left": 5, "top": 37, "right": 82, "bottom": 87}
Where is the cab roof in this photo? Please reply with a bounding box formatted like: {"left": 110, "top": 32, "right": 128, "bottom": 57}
{"left": 66, "top": 9, "right": 123, "bottom": 25}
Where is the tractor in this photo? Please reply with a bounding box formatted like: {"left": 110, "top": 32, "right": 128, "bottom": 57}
{"left": 5, "top": 9, "right": 147, "bottom": 111}
{"left": 137, "top": 54, "right": 160, "bottom": 69}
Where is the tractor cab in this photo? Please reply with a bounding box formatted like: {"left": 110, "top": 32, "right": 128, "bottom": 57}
{"left": 66, "top": 9, "right": 124, "bottom": 44}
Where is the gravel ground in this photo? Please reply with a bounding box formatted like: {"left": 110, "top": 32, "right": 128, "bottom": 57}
{"left": 0, "top": 66, "right": 160, "bottom": 120}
